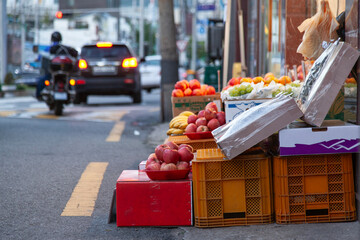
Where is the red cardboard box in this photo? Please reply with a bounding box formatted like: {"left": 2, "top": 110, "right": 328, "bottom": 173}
{"left": 116, "top": 170, "right": 193, "bottom": 226}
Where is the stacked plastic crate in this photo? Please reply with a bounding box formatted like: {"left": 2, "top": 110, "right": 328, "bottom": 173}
{"left": 192, "top": 148, "right": 274, "bottom": 227}
{"left": 274, "top": 121, "right": 359, "bottom": 224}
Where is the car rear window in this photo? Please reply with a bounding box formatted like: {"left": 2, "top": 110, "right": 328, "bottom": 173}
{"left": 81, "top": 45, "right": 131, "bottom": 59}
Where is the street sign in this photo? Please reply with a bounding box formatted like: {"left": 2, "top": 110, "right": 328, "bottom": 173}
{"left": 176, "top": 40, "right": 188, "bottom": 52}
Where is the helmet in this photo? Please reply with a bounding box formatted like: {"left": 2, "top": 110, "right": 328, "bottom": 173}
{"left": 51, "top": 31, "right": 62, "bottom": 43}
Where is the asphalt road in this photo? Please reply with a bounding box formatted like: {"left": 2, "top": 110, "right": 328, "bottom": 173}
{"left": 1, "top": 90, "right": 360, "bottom": 240}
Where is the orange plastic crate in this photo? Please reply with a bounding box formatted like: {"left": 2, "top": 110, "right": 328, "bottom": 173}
{"left": 192, "top": 149, "right": 273, "bottom": 227}
{"left": 273, "top": 154, "right": 356, "bottom": 224}
{"left": 167, "top": 135, "right": 218, "bottom": 151}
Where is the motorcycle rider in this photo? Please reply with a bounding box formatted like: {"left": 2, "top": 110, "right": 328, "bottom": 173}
{"left": 35, "top": 31, "right": 78, "bottom": 100}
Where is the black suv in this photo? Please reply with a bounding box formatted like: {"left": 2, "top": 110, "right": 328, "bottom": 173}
{"left": 74, "top": 42, "right": 142, "bottom": 104}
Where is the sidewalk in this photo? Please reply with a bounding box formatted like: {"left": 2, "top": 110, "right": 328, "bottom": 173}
{"left": 146, "top": 122, "right": 360, "bottom": 240}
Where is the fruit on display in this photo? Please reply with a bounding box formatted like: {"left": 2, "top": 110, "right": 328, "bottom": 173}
{"left": 344, "top": 77, "right": 357, "bottom": 98}
{"left": 146, "top": 142, "right": 194, "bottom": 171}
{"left": 185, "top": 101, "right": 226, "bottom": 133}
{"left": 167, "top": 111, "right": 195, "bottom": 136}
{"left": 221, "top": 73, "right": 304, "bottom": 100}
{"left": 172, "top": 79, "right": 217, "bottom": 97}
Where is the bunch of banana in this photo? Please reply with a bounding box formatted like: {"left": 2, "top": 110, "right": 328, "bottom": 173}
{"left": 167, "top": 111, "right": 195, "bottom": 135}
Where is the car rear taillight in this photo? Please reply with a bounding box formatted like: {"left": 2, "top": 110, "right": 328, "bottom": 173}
{"left": 78, "top": 59, "right": 88, "bottom": 69}
{"left": 69, "top": 79, "right": 76, "bottom": 86}
{"left": 45, "top": 80, "right": 50, "bottom": 86}
{"left": 96, "top": 42, "right": 113, "bottom": 48}
{"left": 122, "top": 57, "right": 138, "bottom": 68}
{"left": 76, "top": 79, "right": 86, "bottom": 85}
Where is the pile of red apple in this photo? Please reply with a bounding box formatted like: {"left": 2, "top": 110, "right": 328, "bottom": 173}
{"left": 185, "top": 102, "right": 225, "bottom": 133}
{"left": 145, "top": 141, "right": 194, "bottom": 171}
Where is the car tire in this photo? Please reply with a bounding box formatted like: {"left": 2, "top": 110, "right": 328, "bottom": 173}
{"left": 132, "top": 90, "right": 142, "bottom": 104}
{"left": 74, "top": 93, "right": 87, "bottom": 104}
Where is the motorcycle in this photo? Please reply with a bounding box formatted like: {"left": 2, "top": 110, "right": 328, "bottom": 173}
{"left": 40, "top": 48, "right": 77, "bottom": 116}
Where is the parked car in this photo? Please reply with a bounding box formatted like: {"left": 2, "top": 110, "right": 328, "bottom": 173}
{"left": 139, "top": 55, "right": 186, "bottom": 92}
{"left": 74, "top": 42, "right": 142, "bottom": 104}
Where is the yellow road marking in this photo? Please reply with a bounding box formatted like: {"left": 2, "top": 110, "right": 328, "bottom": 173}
{"left": 61, "top": 162, "right": 108, "bottom": 217}
{"left": 35, "top": 114, "right": 59, "bottom": 119}
{"left": 0, "top": 111, "right": 16, "bottom": 117}
{"left": 0, "top": 111, "right": 17, "bottom": 117}
{"left": 93, "top": 111, "right": 128, "bottom": 121}
{"left": 106, "top": 121, "right": 125, "bottom": 142}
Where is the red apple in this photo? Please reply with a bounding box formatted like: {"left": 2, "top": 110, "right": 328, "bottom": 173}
{"left": 177, "top": 161, "right": 189, "bottom": 170}
{"left": 216, "top": 111, "right": 226, "bottom": 125}
{"left": 146, "top": 153, "right": 159, "bottom": 168}
{"left": 163, "top": 148, "right": 180, "bottom": 164}
{"left": 187, "top": 114, "right": 198, "bottom": 124}
{"left": 195, "top": 117, "right": 207, "bottom": 127}
{"left": 161, "top": 163, "right": 177, "bottom": 171}
{"left": 185, "top": 123, "right": 197, "bottom": 133}
{"left": 178, "top": 144, "right": 194, "bottom": 153}
{"left": 165, "top": 141, "right": 178, "bottom": 150}
{"left": 204, "top": 109, "right": 217, "bottom": 121}
{"left": 178, "top": 147, "right": 194, "bottom": 162}
{"left": 198, "top": 110, "right": 205, "bottom": 118}
{"left": 146, "top": 162, "right": 161, "bottom": 171}
{"left": 207, "top": 118, "right": 220, "bottom": 131}
{"left": 155, "top": 144, "right": 170, "bottom": 161}
{"left": 197, "top": 125, "right": 209, "bottom": 132}
{"left": 205, "top": 102, "right": 218, "bottom": 112}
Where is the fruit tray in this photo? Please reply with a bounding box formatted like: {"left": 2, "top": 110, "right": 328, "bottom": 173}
{"left": 184, "top": 131, "right": 213, "bottom": 140}
{"left": 145, "top": 169, "right": 190, "bottom": 180}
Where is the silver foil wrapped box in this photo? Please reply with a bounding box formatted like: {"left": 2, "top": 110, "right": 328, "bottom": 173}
{"left": 212, "top": 95, "right": 303, "bottom": 160}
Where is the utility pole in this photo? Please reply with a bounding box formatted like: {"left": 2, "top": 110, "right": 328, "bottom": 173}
{"left": 0, "top": 0, "right": 7, "bottom": 83}
{"left": 20, "top": 0, "right": 25, "bottom": 72}
{"left": 35, "top": 0, "right": 39, "bottom": 46}
{"left": 139, "top": 0, "right": 144, "bottom": 58}
{"left": 158, "top": 0, "right": 179, "bottom": 122}
{"left": 191, "top": 0, "right": 197, "bottom": 71}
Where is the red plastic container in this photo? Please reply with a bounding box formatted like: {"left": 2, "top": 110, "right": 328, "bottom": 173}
{"left": 116, "top": 170, "right": 193, "bottom": 226}
{"left": 145, "top": 168, "right": 190, "bottom": 180}
{"left": 184, "top": 131, "right": 213, "bottom": 140}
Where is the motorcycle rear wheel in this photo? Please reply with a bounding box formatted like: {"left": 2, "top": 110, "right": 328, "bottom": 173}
{"left": 54, "top": 102, "right": 63, "bottom": 116}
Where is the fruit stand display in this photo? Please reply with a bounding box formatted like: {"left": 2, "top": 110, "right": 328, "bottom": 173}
{"left": 114, "top": 0, "right": 360, "bottom": 228}
{"left": 171, "top": 79, "right": 222, "bottom": 117}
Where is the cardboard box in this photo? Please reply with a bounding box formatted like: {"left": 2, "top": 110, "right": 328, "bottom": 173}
{"left": 116, "top": 170, "right": 193, "bottom": 226}
{"left": 224, "top": 99, "right": 270, "bottom": 123}
{"left": 279, "top": 120, "right": 360, "bottom": 156}
{"left": 171, "top": 93, "right": 221, "bottom": 117}
{"left": 297, "top": 41, "right": 360, "bottom": 127}
{"left": 213, "top": 96, "right": 303, "bottom": 159}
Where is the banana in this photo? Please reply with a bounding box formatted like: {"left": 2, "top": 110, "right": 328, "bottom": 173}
{"left": 167, "top": 128, "right": 184, "bottom": 135}
{"left": 179, "top": 111, "right": 195, "bottom": 117}
{"left": 169, "top": 116, "right": 188, "bottom": 128}
{"left": 179, "top": 122, "right": 188, "bottom": 129}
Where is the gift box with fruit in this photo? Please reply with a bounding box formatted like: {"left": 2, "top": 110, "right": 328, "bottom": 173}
{"left": 221, "top": 73, "right": 304, "bottom": 101}
{"left": 221, "top": 73, "right": 304, "bottom": 123}
{"left": 171, "top": 79, "right": 221, "bottom": 117}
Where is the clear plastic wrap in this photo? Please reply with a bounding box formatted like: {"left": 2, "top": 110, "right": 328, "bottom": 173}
{"left": 213, "top": 95, "right": 303, "bottom": 159}
{"left": 297, "top": 0, "right": 339, "bottom": 60}
{"left": 297, "top": 41, "right": 360, "bottom": 127}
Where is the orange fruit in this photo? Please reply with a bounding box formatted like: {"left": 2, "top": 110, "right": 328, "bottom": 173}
{"left": 252, "top": 76, "right": 264, "bottom": 84}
